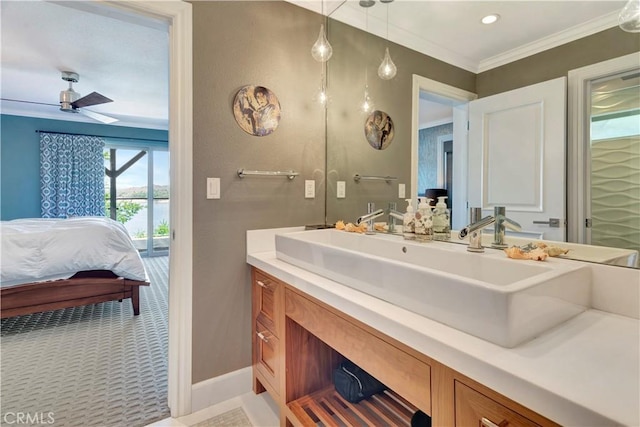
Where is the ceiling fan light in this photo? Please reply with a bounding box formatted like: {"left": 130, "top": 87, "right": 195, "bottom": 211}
{"left": 619, "top": 0, "right": 640, "bottom": 32}
{"left": 59, "top": 87, "right": 79, "bottom": 111}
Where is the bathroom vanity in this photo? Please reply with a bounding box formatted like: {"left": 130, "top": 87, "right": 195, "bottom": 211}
{"left": 247, "top": 227, "right": 640, "bottom": 427}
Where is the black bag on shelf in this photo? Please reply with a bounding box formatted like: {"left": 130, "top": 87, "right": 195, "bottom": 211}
{"left": 333, "top": 360, "right": 387, "bottom": 403}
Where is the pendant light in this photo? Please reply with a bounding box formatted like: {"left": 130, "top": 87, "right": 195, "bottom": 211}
{"left": 619, "top": 0, "right": 640, "bottom": 33}
{"left": 316, "top": 60, "right": 329, "bottom": 105}
{"left": 311, "top": 0, "right": 333, "bottom": 62}
{"left": 361, "top": 4, "right": 374, "bottom": 113}
{"left": 377, "top": 0, "right": 397, "bottom": 80}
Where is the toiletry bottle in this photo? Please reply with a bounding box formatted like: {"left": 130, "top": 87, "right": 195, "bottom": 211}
{"left": 433, "top": 196, "right": 451, "bottom": 241}
{"left": 402, "top": 199, "right": 415, "bottom": 240}
{"left": 414, "top": 198, "right": 433, "bottom": 243}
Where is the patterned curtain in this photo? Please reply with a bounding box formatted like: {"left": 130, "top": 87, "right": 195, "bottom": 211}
{"left": 40, "top": 132, "right": 105, "bottom": 218}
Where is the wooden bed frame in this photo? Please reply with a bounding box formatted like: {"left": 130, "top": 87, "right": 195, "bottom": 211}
{"left": 1, "top": 270, "right": 150, "bottom": 319}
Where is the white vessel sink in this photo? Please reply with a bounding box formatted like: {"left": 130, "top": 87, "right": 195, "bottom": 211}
{"left": 275, "top": 229, "right": 591, "bottom": 347}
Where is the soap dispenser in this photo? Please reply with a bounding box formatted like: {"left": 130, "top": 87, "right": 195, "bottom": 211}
{"left": 402, "top": 199, "right": 415, "bottom": 241}
{"left": 414, "top": 198, "right": 433, "bottom": 243}
{"left": 433, "top": 196, "right": 451, "bottom": 241}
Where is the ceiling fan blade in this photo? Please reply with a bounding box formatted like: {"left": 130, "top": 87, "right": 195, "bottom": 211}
{"left": 71, "top": 91, "right": 113, "bottom": 109}
{"left": 78, "top": 108, "right": 118, "bottom": 124}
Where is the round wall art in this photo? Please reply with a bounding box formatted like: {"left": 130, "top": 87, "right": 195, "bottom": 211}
{"left": 233, "top": 85, "right": 281, "bottom": 137}
{"left": 364, "top": 110, "right": 394, "bottom": 150}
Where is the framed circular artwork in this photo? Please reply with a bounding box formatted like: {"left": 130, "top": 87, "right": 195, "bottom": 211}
{"left": 364, "top": 110, "right": 394, "bottom": 150}
{"left": 233, "top": 85, "right": 281, "bottom": 137}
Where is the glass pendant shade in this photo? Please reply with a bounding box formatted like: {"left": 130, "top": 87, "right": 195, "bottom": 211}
{"left": 311, "top": 24, "right": 333, "bottom": 62}
{"left": 378, "top": 47, "right": 397, "bottom": 80}
{"left": 619, "top": 0, "right": 640, "bottom": 32}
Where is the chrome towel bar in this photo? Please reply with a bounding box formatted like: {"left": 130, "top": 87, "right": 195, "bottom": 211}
{"left": 237, "top": 169, "right": 299, "bottom": 180}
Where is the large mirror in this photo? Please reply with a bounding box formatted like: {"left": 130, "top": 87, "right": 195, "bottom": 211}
{"left": 324, "top": 1, "right": 640, "bottom": 268}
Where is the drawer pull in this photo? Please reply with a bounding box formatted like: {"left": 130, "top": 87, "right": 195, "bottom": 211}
{"left": 481, "top": 418, "right": 508, "bottom": 427}
{"left": 256, "top": 280, "right": 270, "bottom": 289}
{"left": 256, "top": 331, "right": 270, "bottom": 342}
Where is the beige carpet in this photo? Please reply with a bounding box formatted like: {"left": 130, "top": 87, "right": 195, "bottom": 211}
{"left": 192, "top": 408, "right": 253, "bottom": 427}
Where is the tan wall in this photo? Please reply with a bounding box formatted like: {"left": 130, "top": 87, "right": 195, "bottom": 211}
{"left": 191, "top": 1, "right": 325, "bottom": 382}
{"left": 477, "top": 27, "right": 640, "bottom": 97}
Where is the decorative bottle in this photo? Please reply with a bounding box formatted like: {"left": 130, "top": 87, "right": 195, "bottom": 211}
{"left": 414, "top": 198, "right": 433, "bottom": 243}
{"left": 402, "top": 199, "right": 415, "bottom": 240}
{"left": 432, "top": 196, "right": 451, "bottom": 241}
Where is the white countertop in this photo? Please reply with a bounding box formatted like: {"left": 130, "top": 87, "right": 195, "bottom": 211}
{"left": 247, "top": 228, "right": 640, "bottom": 427}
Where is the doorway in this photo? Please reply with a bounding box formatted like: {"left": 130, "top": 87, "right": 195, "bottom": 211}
{"left": 568, "top": 52, "right": 639, "bottom": 254}
{"left": 411, "top": 75, "right": 477, "bottom": 230}
{"left": 586, "top": 68, "right": 640, "bottom": 253}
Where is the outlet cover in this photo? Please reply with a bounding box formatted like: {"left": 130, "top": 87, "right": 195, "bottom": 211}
{"left": 398, "top": 183, "right": 406, "bottom": 199}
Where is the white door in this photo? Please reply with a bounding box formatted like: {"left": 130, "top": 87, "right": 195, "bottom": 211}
{"left": 468, "top": 77, "right": 567, "bottom": 241}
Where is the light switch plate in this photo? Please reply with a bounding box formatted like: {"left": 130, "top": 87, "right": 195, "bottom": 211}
{"left": 398, "top": 183, "right": 406, "bottom": 199}
{"left": 207, "top": 177, "right": 220, "bottom": 199}
{"left": 337, "top": 181, "right": 346, "bottom": 198}
{"left": 305, "top": 180, "right": 315, "bottom": 199}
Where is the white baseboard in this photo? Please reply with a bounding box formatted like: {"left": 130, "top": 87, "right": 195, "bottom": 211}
{"left": 191, "top": 367, "right": 252, "bottom": 414}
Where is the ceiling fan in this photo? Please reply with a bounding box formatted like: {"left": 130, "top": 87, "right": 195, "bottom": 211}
{"left": 1, "top": 71, "right": 119, "bottom": 124}
{"left": 57, "top": 71, "right": 118, "bottom": 124}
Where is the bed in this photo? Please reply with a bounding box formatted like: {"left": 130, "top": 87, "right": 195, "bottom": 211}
{"left": 1, "top": 217, "right": 150, "bottom": 319}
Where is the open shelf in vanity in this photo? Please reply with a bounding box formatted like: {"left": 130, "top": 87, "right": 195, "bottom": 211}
{"left": 289, "top": 386, "right": 417, "bottom": 426}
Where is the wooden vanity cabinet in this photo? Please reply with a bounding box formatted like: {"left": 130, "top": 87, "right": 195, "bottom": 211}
{"left": 250, "top": 267, "right": 559, "bottom": 427}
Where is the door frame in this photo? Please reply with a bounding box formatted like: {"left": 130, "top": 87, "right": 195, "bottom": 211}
{"left": 411, "top": 75, "right": 477, "bottom": 229}
{"left": 96, "top": 0, "right": 193, "bottom": 417}
{"left": 567, "top": 52, "right": 639, "bottom": 244}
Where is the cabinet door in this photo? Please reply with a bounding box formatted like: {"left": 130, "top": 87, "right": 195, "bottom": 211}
{"left": 255, "top": 319, "right": 280, "bottom": 392}
{"left": 455, "top": 381, "right": 540, "bottom": 427}
{"left": 253, "top": 270, "right": 280, "bottom": 335}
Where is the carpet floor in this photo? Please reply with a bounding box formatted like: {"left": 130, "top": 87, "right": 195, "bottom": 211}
{"left": 0, "top": 256, "right": 170, "bottom": 427}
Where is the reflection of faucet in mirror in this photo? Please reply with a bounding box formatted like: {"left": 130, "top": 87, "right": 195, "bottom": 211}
{"left": 492, "top": 206, "right": 522, "bottom": 249}
{"left": 356, "top": 203, "right": 385, "bottom": 234}
{"left": 459, "top": 206, "right": 522, "bottom": 252}
{"left": 387, "top": 202, "right": 405, "bottom": 234}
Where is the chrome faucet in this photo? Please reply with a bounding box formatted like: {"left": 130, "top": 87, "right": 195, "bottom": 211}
{"left": 492, "top": 206, "right": 521, "bottom": 248}
{"left": 387, "top": 202, "right": 405, "bottom": 234}
{"left": 356, "top": 203, "right": 385, "bottom": 234}
{"left": 458, "top": 206, "right": 521, "bottom": 252}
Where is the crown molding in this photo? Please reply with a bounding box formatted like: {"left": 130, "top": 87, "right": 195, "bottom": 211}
{"left": 477, "top": 11, "right": 620, "bottom": 73}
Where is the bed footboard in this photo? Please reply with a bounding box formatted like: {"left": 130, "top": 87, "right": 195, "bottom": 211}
{"left": 1, "top": 275, "right": 149, "bottom": 319}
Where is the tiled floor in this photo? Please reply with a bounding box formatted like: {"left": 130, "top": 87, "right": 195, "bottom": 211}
{"left": 145, "top": 392, "right": 279, "bottom": 427}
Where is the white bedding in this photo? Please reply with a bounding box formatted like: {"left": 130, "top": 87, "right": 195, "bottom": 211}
{"left": 1, "top": 217, "right": 148, "bottom": 288}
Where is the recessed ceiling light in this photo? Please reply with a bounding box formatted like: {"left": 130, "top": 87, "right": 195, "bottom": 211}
{"left": 481, "top": 14, "right": 500, "bottom": 25}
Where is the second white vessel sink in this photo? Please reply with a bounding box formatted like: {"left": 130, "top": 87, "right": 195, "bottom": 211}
{"left": 275, "top": 229, "right": 591, "bottom": 347}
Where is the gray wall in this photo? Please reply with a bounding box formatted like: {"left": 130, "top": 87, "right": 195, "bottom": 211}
{"left": 477, "top": 27, "right": 640, "bottom": 97}
{"left": 191, "top": 1, "right": 325, "bottom": 382}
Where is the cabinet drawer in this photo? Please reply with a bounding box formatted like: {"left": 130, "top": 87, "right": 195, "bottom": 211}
{"left": 253, "top": 270, "right": 281, "bottom": 335}
{"left": 255, "top": 319, "right": 280, "bottom": 392}
{"left": 285, "top": 288, "right": 431, "bottom": 414}
{"left": 455, "top": 381, "right": 540, "bottom": 427}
